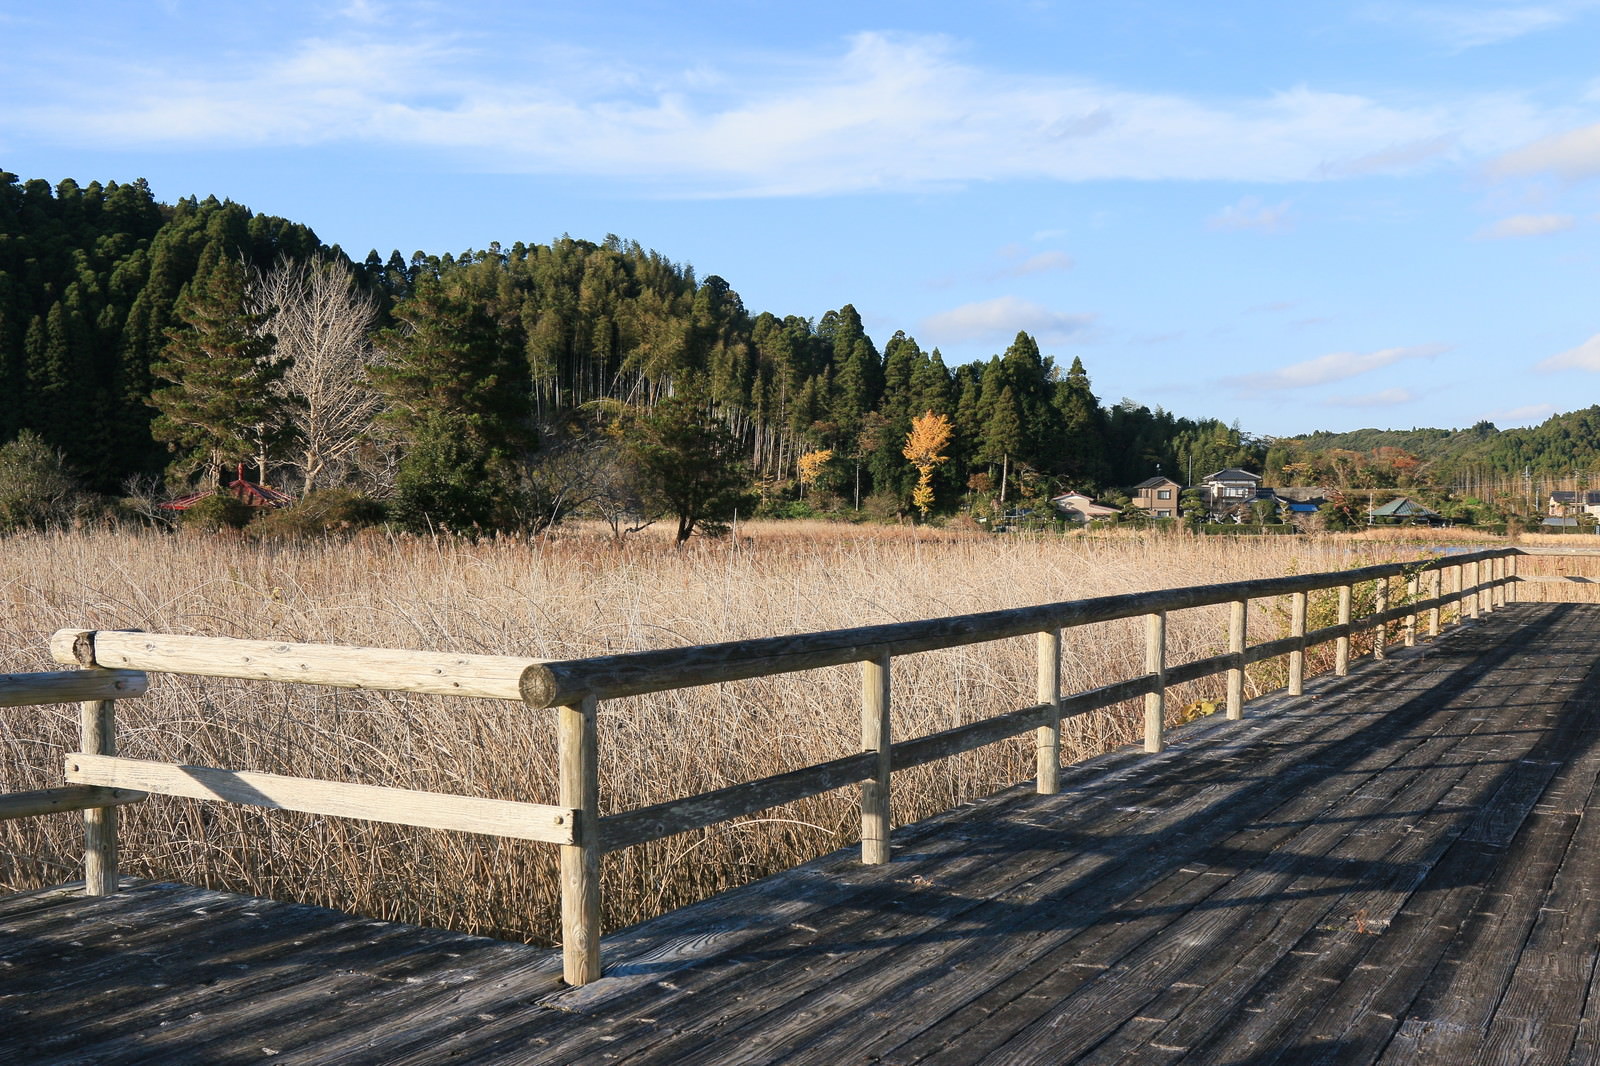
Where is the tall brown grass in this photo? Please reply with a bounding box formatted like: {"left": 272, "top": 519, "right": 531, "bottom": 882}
{"left": 0, "top": 525, "right": 1472, "bottom": 943}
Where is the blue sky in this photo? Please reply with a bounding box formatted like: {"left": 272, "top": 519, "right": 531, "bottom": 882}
{"left": 4, "top": 1, "right": 1600, "bottom": 438}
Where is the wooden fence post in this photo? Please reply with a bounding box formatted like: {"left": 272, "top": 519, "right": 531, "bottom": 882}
{"left": 81, "top": 698, "right": 117, "bottom": 896}
{"left": 1428, "top": 569, "right": 1441, "bottom": 637}
{"left": 1036, "top": 631, "right": 1061, "bottom": 795}
{"left": 1373, "top": 579, "right": 1388, "bottom": 661}
{"left": 1288, "top": 591, "right": 1307, "bottom": 696}
{"left": 1469, "top": 560, "right": 1481, "bottom": 619}
{"left": 1335, "top": 584, "right": 1352, "bottom": 676}
{"left": 861, "top": 654, "right": 891, "bottom": 864}
{"left": 1404, "top": 574, "right": 1419, "bottom": 647}
{"left": 1144, "top": 612, "right": 1166, "bottom": 753}
{"left": 1226, "top": 599, "right": 1247, "bottom": 720}
{"left": 1506, "top": 553, "right": 1518, "bottom": 604}
{"left": 1493, "top": 556, "right": 1506, "bottom": 609}
{"left": 559, "top": 695, "right": 600, "bottom": 985}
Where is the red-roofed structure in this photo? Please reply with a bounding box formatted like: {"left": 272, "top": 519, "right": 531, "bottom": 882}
{"left": 160, "top": 464, "right": 295, "bottom": 512}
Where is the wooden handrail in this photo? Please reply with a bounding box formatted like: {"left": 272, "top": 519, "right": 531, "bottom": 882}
{"left": 25, "top": 544, "right": 1542, "bottom": 986}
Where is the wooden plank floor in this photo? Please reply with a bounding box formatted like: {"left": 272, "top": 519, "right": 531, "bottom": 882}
{"left": 5, "top": 602, "right": 1600, "bottom": 1065}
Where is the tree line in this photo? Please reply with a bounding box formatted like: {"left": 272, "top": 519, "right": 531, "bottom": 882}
{"left": 4, "top": 170, "right": 1591, "bottom": 537}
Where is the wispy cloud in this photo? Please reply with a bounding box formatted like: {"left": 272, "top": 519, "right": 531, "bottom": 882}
{"left": 1537, "top": 331, "right": 1600, "bottom": 370}
{"left": 1224, "top": 343, "right": 1449, "bottom": 394}
{"left": 1365, "top": 2, "right": 1585, "bottom": 49}
{"left": 1324, "top": 387, "right": 1418, "bottom": 408}
{"left": 1492, "top": 121, "right": 1600, "bottom": 180}
{"left": 1475, "top": 213, "right": 1578, "bottom": 238}
{"left": 0, "top": 30, "right": 1553, "bottom": 196}
{"left": 1480, "top": 402, "right": 1558, "bottom": 424}
{"left": 1208, "top": 196, "right": 1293, "bottom": 233}
{"left": 988, "top": 245, "right": 1074, "bottom": 279}
{"left": 921, "top": 295, "right": 1095, "bottom": 343}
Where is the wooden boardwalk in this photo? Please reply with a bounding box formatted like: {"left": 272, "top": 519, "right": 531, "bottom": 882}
{"left": 5, "top": 601, "right": 1600, "bottom": 1064}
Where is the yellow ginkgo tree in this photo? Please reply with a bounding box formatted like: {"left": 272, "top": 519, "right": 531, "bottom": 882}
{"left": 903, "top": 410, "right": 954, "bottom": 519}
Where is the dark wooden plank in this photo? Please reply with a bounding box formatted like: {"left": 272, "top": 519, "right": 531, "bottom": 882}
{"left": 567, "top": 641, "right": 1489, "bottom": 1065}
{"left": 892, "top": 623, "right": 1532, "bottom": 1066}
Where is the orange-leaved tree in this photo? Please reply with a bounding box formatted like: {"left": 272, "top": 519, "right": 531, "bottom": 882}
{"left": 903, "top": 410, "right": 954, "bottom": 518}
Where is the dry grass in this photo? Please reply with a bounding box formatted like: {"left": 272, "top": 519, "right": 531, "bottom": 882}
{"left": 0, "top": 525, "right": 1471, "bottom": 943}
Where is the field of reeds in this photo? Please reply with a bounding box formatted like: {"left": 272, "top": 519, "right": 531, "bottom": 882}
{"left": 0, "top": 524, "right": 1501, "bottom": 945}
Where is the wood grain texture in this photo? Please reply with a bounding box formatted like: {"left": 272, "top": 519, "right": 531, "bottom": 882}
{"left": 0, "top": 669, "right": 145, "bottom": 706}
{"left": 0, "top": 785, "right": 145, "bottom": 820}
{"left": 64, "top": 754, "right": 575, "bottom": 844}
{"left": 53, "top": 629, "right": 542, "bottom": 701}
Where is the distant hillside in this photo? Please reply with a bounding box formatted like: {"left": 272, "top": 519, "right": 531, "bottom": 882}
{"left": 1269, "top": 407, "right": 1600, "bottom": 493}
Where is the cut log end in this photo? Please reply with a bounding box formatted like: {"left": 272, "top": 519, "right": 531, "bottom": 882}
{"left": 519, "top": 665, "right": 560, "bottom": 708}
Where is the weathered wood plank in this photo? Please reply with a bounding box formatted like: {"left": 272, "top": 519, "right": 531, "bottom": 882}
{"left": 52, "top": 629, "right": 541, "bottom": 701}
{"left": 64, "top": 754, "right": 576, "bottom": 844}
{"left": 0, "top": 784, "right": 145, "bottom": 820}
{"left": 0, "top": 668, "right": 146, "bottom": 706}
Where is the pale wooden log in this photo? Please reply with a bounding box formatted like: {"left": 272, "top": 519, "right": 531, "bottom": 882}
{"left": 1429, "top": 570, "right": 1441, "bottom": 637}
{"left": 0, "top": 670, "right": 146, "bottom": 707}
{"left": 1288, "top": 592, "right": 1307, "bottom": 696}
{"left": 1036, "top": 631, "right": 1061, "bottom": 795}
{"left": 597, "top": 753, "right": 878, "bottom": 853}
{"left": 65, "top": 754, "right": 575, "bottom": 844}
{"left": 558, "top": 696, "right": 600, "bottom": 985}
{"left": 1144, "top": 612, "right": 1166, "bottom": 754}
{"left": 52, "top": 629, "right": 541, "bottom": 701}
{"left": 1227, "top": 599, "right": 1247, "bottom": 720}
{"left": 1373, "top": 579, "right": 1389, "bottom": 660}
{"left": 0, "top": 785, "right": 145, "bottom": 821}
{"left": 517, "top": 552, "right": 1503, "bottom": 707}
{"left": 896, "top": 675, "right": 1157, "bottom": 770}
{"left": 1404, "top": 574, "right": 1419, "bottom": 647}
{"left": 860, "top": 655, "right": 891, "bottom": 865}
{"left": 81, "top": 699, "right": 117, "bottom": 896}
{"left": 1335, "top": 584, "right": 1352, "bottom": 676}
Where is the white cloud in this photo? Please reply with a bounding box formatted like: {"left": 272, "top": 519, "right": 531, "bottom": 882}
{"left": 1492, "top": 122, "right": 1600, "bottom": 179}
{"left": 1324, "top": 387, "right": 1418, "bottom": 408}
{"left": 1, "top": 31, "right": 1556, "bottom": 196}
{"left": 1537, "top": 332, "right": 1600, "bottom": 370}
{"left": 1208, "top": 196, "right": 1293, "bottom": 233}
{"left": 1389, "top": 4, "right": 1574, "bottom": 48}
{"left": 1475, "top": 213, "right": 1578, "bottom": 238}
{"left": 989, "top": 246, "right": 1074, "bottom": 279}
{"left": 1479, "top": 402, "right": 1559, "bottom": 424}
{"left": 1224, "top": 343, "right": 1449, "bottom": 394}
{"left": 921, "top": 296, "right": 1095, "bottom": 343}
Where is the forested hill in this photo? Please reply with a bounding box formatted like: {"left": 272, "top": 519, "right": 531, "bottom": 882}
{"left": 3, "top": 170, "right": 1593, "bottom": 525}
{"left": 1268, "top": 408, "right": 1600, "bottom": 490}
{"left": 1, "top": 170, "right": 1265, "bottom": 507}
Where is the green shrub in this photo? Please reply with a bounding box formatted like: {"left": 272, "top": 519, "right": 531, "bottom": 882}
{"left": 179, "top": 492, "right": 256, "bottom": 532}
{"left": 251, "top": 490, "right": 387, "bottom": 538}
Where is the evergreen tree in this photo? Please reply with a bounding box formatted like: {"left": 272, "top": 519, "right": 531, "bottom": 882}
{"left": 623, "top": 393, "right": 758, "bottom": 543}
{"left": 148, "top": 253, "right": 289, "bottom": 487}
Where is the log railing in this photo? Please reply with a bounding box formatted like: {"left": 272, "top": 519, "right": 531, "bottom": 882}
{"left": 1, "top": 668, "right": 149, "bottom": 895}
{"left": 32, "top": 544, "right": 1566, "bottom": 985}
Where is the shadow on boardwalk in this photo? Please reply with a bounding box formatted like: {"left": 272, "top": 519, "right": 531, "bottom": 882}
{"left": 5, "top": 604, "right": 1600, "bottom": 1065}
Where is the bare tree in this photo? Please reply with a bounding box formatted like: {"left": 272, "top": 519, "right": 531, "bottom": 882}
{"left": 247, "top": 256, "right": 383, "bottom": 494}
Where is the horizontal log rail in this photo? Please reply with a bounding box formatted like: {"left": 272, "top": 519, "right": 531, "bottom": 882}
{"left": 22, "top": 544, "right": 1555, "bottom": 986}
{"left": 64, "top": 754, "right": 577, "bottom": 844}
{"left": 0, "top": 669, "right": 146, "bottom": 707}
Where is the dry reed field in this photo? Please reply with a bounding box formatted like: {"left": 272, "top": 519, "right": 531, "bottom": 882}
{"left": 0, "top": 525, "right": 1456, "bottom": 945}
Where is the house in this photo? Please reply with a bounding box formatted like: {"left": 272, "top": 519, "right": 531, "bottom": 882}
{"left": 1548, "top": 491, "right": 1600, "bottom": 519}
{"left": 161, "top": 464, "right": 295, "bottom": 513}
{"left": 1199, "top": 469, "right": 1263, "bottom": 509}
{"left": 1050, "top": 492, "right": 1120, "bottom": 523}
{"left": 1368, "top": 496, "right": 1445, "bottom": 525}
{"left": 1129, "top": 476, "right": 1181, "bottom": 518}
